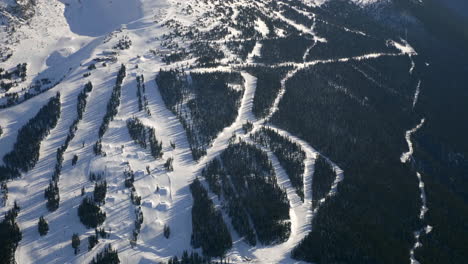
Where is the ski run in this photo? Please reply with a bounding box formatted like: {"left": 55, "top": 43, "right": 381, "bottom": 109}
{"left": 0, "top": 0, "right": 430, "bottom": 263}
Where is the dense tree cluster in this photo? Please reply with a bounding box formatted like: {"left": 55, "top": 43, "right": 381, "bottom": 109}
{"left": 162, "top": 49, "right": 189, "bottom": 65}
{"left": 88, "top": 233, "right": 99, "bottom": 251}
{"left": 269, "top": 56, "right": 421, "bottom": 262}
{"left": 93, "top": 181, "right": 107, "bottom": 206}
{"left": 251, "top": 127, "right": 306, "bottom": 200}
{"left": 44, "top": 180, "right": 60, "bottom": 211}
{"left": 226, "top": 40, "right": 256, "bottom": 61}
{"left": 399, "top": 6, "right": 468, "bottom": 260}
{"left": 88, "top": 228, "right": 110, "bottom": 251}
{"left": 126, "top": 117, "right": 148, "bottom": 148}
{"left": 227, "top": 5, "right": 284, "bottom": 40}
{"left": 123, "top": 168, "right": 143, "bottom": 247}
{"left": 245, "top": 67, "right": 290, "bottom": 119}
{"left": 156, "top": 70, "right": 243, "bottom": 160}
{"left": 96, "top": 64, "right": 127, "bottom": 141}
{"left": 0, "top": 71, "right": 66, "bottom": 109}
{"left": 78, "top": 197, "right": 106, "bottom": 229}
{"left": 0, "top": 203, "right": 21, "bottom": 264}
{"left": 136, "top": 75, "right": 144, "bottom": 112}
{"left": 93, "top": 139, "right": 104, "bottom": 156}
{"left": 220, "top": 141, "right": 290, "bottom": 244}
{"left": 0, "top": 63, "right": 27, "bottom": 91}
{"left": 126, "top": 117, "right": 163, "bottom": 159}
{"left": 165, "top": 251, "right": 214, "bottom": 264}
{"left": 89, "top": 244, "right": 120, "bottom": 264}
{"left": 190, "top": 42, "right": 224, "bottom": 67}
{"left": 130, "top": 207, "right": 143, "bottom": 247}
{"left": 201, "top": 159, "right": 224, "bottom": 197}
{"left": 124, "top": 169, "right": 135, "bottom": 189}
{"left": 136, "top": 75, "right": 150, "bottom": 114}
{"left": 44, "top": 82, "right": 93, "bottom": 211}
{"left": 123, "top": 168, "right": 141, "bottom": 206}
{"left": 201, "top": 158, "right": 256, "bottom": 246}
{"left": 0, "top": 93, "right": 61, "bottom": 180}
{"left": 311, "top": 156, "right": 336, "bottom": 208}
{"left": 77, "top": 82, "right": 93, "bottom": 119}
{"left": 241, "top": 121, "right": 253, "bottom": 134}
{"left": 202, "top": 142, "right": 291, "bottom": 246}
{"left": 0, "top": 182, "right": 7, "bottom": 206}
{"left": 311, "top": 22, "right": 396, "bottom": 61}
{"left": 148, "top": 127, "right": 163, "bottom": 159}
{"left": 259, "top": 35, "right": 311, "bottom": 64}
{"left": 190, "top": 178, "right": 232, "bottom": 258}
{"left": 155, "top": 69, "right": 184, "bottom": 110}
{"left": 113, "top": 36, "right": 132, "bottom": 50}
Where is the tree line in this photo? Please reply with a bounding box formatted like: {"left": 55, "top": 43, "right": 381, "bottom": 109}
{"left": 94, "top": 64, "right": 127, "bottom": 155}
{"left": 156, "top": 70, "right": 243, "bottom": 160}
{"left": 126, "top": 117, "right": 163, "bottom": 159}
{"left": 0, "top": 202, "right": 21, "bottom": 264}
{"left": 271, "top": 56, "right": 421, "bottom": 263}
{"left": 46, "top": 81, "right": 93, "bottom": 211}
{"left": 1, "top": 93, "right": 61, "bottom": 180}
{"left": 190, "top": 178, "right": 232, "bottom": 258}
{"left": 251, "top": 126, "right": 306, "bottom": 200}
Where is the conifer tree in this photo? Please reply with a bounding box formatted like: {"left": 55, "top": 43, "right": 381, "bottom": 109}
{"left": 38, "top": 216, "right": 49, "bottom": 236}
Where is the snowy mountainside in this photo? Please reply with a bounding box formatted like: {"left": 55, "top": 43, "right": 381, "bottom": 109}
{"left": 1, "top": 0, "right": 468, "bottom": 264}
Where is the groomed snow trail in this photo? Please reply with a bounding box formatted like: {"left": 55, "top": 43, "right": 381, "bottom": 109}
{"left": 399, "top": 47, "right": 432, "bottom": 264}
{"left": 218, "top": 32, "right": 344, "bottom": 262}
{"left": 246, "top": 42, "right": 263, "bottom": 64}
{"left": 409, "top": 172, "right": 433, "bottom": 264}
{"left": 0, "top": 0, "right": 428, "bottom": 263}
{"left": 401, "top": 118, "right": 425, "bottom": 163}
{"left": 413, "top": 80, "right": 421, "bottom": 108}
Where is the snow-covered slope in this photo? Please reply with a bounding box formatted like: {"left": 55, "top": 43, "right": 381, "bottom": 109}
{"left": 0, "top": 0, "right": 436, "bottom": 263}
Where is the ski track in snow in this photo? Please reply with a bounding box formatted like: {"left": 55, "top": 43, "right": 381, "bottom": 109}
{"left": 413, "top": 80, "right": 421, "bottom": 108}
{"left": 402, "top": 128, "right": 433, "bottom": 264}
{"left": 218, "top": 37, "right": 344, "bottom": 262}
{"left": 392, "top": 36, "right": 432, "bottom": 264}
{"left": 0, "top": 0, "right": 427, "bottom": 262}
{"left": 401, "top": 118, "right": 425, "bottom": 164}
{"left": 409, "top": 171, "right": 432, "bottom": 264}
{"left": 246, "top": 42, "right": 263, "bottom": 64}
{"left": 183, "top": 39, "right": 344, "bottom": 262}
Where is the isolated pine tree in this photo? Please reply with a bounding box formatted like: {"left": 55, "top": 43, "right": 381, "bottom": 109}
{"left": 88, "top": 233, "right": 99, "bottom": 251}
{"left": 38, "top": 216, "right": 49, "bottom": 236}
{"left": 164, "top": 224, "right": 171, "bottom": 239}
{"left": 72, "top": 155, "right": 78, "bottom": 166}
{"left": 71, "top": 233, "right": 80, "bottom": 255}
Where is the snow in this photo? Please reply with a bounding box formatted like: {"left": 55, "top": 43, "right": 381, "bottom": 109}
{"left": 389, "top": 39, "right": 417, "bottom": 56}
{"left": 413, "top": 80, "right": 421, "bottom": 108}
{"left": 303, "top": 0, "right": 383, "bottom": 6}
{"left": 60, "top": 0, "right": 143, "bottom": 37}
{"left": 254, "top": 18, "right": 269, "bottom": 38}
{"left": 246, "top": 42, "right": 262, "bottom": 64}
{"left": 399, "top": 78, "right": 431, "bottom": 264}
{"left": 0, "top": 0, "right": 421, "bottom": 262}
{"left": 409, "top": 173, "right": 432, "bottom": 264}
{"left": 401, "top": 118, "right": 425, "bottom": 163}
